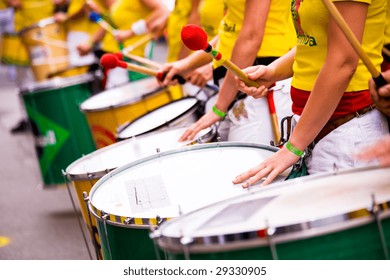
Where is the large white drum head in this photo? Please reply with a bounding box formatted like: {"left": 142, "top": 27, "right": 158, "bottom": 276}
{"left": 157, "top": 166, "right": 390, "bottom": 246}
{"left": 118, "top": 97, "right": 199, "bottom": 138}
{"left": 80, "top": 78, "right": 164, "bottom": 111}
{"left": 66, "top": 126, "right": 215, "bottom": 180}
{"left": 89, "top": 142, "right": 289, "bottom": 225}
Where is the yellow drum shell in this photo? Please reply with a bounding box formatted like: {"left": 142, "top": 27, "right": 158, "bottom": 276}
{"left": 20, "top": 17, "right": 69, "bottom": 81}
{"left": 80, "top": 78, "right": 174, "bottom": 149}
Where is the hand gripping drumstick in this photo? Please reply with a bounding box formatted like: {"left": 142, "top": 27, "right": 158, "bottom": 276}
{"left": 321, "top": 0, "right": 387, "bottom": 88}
{"left": 89, "top": 12, "right": 155, "bottom": 63}
{"left": 100, "top": 53, "right": 187, "bottom": 84}
{"left": 181, "top": 24, "right": 281, "bottom": 143}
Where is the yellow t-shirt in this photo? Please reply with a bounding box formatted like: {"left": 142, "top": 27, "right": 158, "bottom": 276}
{"left": 213, "top": 0, "right": 296, "bottom": 68}
{"left": 65, "top": 0, "right": 99, "bottom": 34}
{"left": 14, "top": 0, "right": 55, "bottom": 31}
{"left": 291, "top": 0, "right": 386, "bottom": 92}
{"left": 166, "top": 0, "right": 192, "bottom": 62}
{"left": 384, "top": 0, "right": 390, "bottom": 45}
{"left": 199, "top": 0, "right": 225, "bottom": 40}
{"left": 101, "top": 0, "right": 152, "bottom": 56}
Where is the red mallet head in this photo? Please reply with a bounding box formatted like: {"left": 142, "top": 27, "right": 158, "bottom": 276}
{"left": 180, "top": 24, "right": 209, "bottom": 51}
{"left": 100, "top": 53, "right": 127, "bottom": 69}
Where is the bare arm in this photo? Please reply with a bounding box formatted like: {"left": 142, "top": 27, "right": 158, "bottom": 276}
{"left": 233, "top": 1, "right": 369, "bottom": 186}
{"left": 288, "top": 1, "right": 367, "bottom": 151}
{"left": 214, "top": 0, "right": 271, "bottom": 112}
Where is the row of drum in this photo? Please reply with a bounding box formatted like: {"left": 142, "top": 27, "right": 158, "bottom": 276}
{"left": 22, "top": 73, "right": 214, "bottom": 186}
{"left": 1, "top": 17, "right": 88, "bottom": 81}
{"left": 66, "top": 139, "right": 390, "bottom": 260}
{"left": 22, "top": 72, "right": 390, "bottom": 260}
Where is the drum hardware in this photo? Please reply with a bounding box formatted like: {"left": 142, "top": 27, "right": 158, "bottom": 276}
{"left": 271, "top": 115, "right": 292, "bottom": 147}
{"left": 149, "top": 228, "right": 163, "bottom": 260}
{"left": 124, "top": 217, "right": 133, "bottom": 225}
{"left": 265, "top": 220, "right": 278, "bottom": 260}
{"left": 62, "top": 171, "right": 93, "bottom": 260}
{"left": 101, "top": 211, "right": 113, "bottom": 260}
{"left": 369, "top": 194, "right": 389, "bottom": 260}
{"left": 180, "top": 236, "right": 194, "bottom": 260}
{"left": 83, "top": 191, "right": 102, "bottom": 260}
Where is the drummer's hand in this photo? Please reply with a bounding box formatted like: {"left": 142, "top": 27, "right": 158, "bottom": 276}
{"left": 77, "top": 42, "right": 93, "bottom": 56}
{"left": 233, "top": 147, "right": 298, "bottom": 187}
{"left": 54, "top": 12, "right": 67, "bottom": 23}
{"left": 355, "top": 135, "right": 390, "bottom": 167}
{"left": 160, "top": 61, "right": 189, "bottom": 86}
{"left": 114, "top": 30, "right": 132, "bottom": 43}
{"left": 235, "top": 65, "right": 275, "bottom": 99}
{"left": 187, "top": 65, "right": 213, "bottom": 88}
{"left": 179, "top": 111, "right": 221, "bottom": 142}
{"left": 369, "top": 70, "right": 390, "bottom": 117}
{"left": 86, "top": 0, "right": 101, "bottom": 13}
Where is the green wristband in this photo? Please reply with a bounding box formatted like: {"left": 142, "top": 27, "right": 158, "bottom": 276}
{"left": 212, "top": 105, "right": 227, "bottom": 118}
{"left": 285, "top": 141, "right": 305, "bottom": 157}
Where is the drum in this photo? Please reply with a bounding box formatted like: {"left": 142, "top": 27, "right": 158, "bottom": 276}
{"left": 65, "top": 125, "right": 217, "bottom": 259}
{"left": 117, "top": 97, "right": 203, "bottom": 141}
{"left": 154, "top": 166, "right": 390, "bottom": 260}
{"left": 0, "top": 32, "right": 30, "bottom": 66}
{"left": 21, "top": 74, "right": 97, "bottom": 186}
{"left": 20, "top": 17, "right": 69, "bottom": 81}
{"left": 87, "top": 142, "right": 289, "bottom": 260}
{"left": 80, "top": 77, "right": 173, "bottom": 149}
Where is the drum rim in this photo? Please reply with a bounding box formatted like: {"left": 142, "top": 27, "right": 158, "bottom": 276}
{"left": 19, "top": 17, "right": 57, "bottom": 35}
{"left": 79, "top": 80, "right": 169, "bottom": 112}
{"left": 116, "top": 96, "right": 201, "bottom": 140}
{"left": 87, "top": 141, "right": 279, "bottom": 227}
{"left": 65, "top": 124, "right": 217, "bottom": 181}
{"left": 153, "top": 165, "right": 390, "bottom": 254}
{"left": 20, "top": 73, "right": 95, "bottom": 94}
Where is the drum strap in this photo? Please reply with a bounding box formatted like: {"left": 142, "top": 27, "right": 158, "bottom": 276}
{"left": 314, "top": 104, "right": 376, "bottom": 144}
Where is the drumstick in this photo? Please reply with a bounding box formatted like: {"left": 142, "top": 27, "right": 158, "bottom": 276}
{"left": 321, "top": 0, "right": 387, "bottom": 88}
{"left": 120, "top": 52, "right": 161, "bottom": 69}
{"left": 121, "top": 33, "right": 153, "bottom": 53}
{"left": 383, "top": 47, "right": 390, "bottom": 59}
{"left": 180, "top": 24, "right": 281, "bottom": 143}
{"left": 89, "top": 12, "right": 118, "bottom": 37}
{"left": 100, "top": 53, "right": 186, "bottom": 84}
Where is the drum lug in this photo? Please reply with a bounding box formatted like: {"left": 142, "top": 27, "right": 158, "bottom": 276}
{"left": 82, "top": 191, "right": 89, "bottom": 202}
{"left": 149, "top": 229, "right": 161, "bottom": 239}
{"left": 156, "top": 215, "right": 164, "bottom": 226}
{"left": 180, "top": 236, "right": 194, "bottom": 246}
{"left": 124, "top": 217, "right": 133, "bottom": 225}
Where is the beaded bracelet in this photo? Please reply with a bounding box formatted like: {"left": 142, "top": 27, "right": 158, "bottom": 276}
{"left": 212, "top": 105, "right": 227, "bottom": 118}
{"left": 285, "top": 141, "right": 305, "bottom": 157}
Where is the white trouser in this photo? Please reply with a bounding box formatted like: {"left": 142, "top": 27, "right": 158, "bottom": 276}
{"left": 227, "top": 78, "right": 293, "bottom": 144}
{"left": 300, "top": 109, "right": 389, "bottom": 174}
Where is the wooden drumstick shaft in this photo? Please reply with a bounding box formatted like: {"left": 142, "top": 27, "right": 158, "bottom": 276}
{"left": 203, "top": 44, "right": 281, "bottom": 143}
{"left": 121, "top": 52, "right": 161, "bottom": 69}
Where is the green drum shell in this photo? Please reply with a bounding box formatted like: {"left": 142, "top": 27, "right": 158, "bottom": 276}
{"left": 161, "top": 216, "right": 390, "bottom": 260}
{"left": 22, "top": 75, "right": 97, "bottom": 186}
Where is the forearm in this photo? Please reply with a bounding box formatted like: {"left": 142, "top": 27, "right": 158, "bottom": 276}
{"left": 90, "top": 27, "right": 106, "bottom": 44}
{"left": 267, "top": 47, "right": 295, "bottom": 82}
